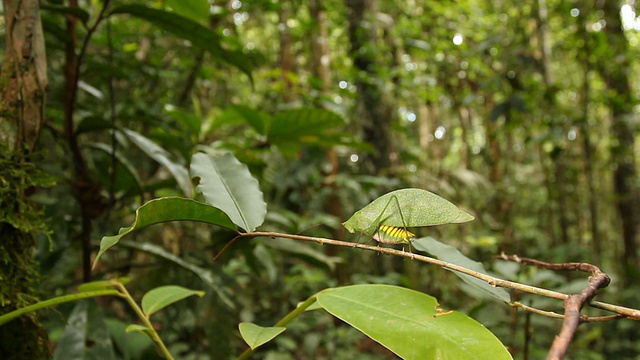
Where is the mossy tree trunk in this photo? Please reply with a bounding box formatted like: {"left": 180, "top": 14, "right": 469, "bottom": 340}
{"left": 0, "top": 0, "right": 50, "bottom": 358}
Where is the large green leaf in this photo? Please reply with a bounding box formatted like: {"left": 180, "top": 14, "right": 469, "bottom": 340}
{"left": 53, "top": 300, "right": 116, "bottom": 360}
{"left": 266, "top": 108, "right": 347, "bottom": 155}
{"left": 141, "top": 286, "right": 205, "bottom": 317}
{"left": 110, "top": 4, "right": 252, "bottom": 80}
{"left": 93, "top": 197, "right": 236, "bottom": 268}
{"left": 239, "top": 322, "right": 286, "bottom": 350}
{"left": 412, "top": 237, "right": 511, "bottom": 303}
{"left": 190, "top": 152, "right": 267, "bottom": 231}
{"left": 123, "top": 129, "right": 192, "bottom": 197}
{"left": 316, "top": 285, "right": 512, "bottom": 360}
{"left": 343, "top": 188, "right": 474, "bottom": 236}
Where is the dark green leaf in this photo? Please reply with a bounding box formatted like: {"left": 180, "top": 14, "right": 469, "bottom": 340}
{"left": 93, "top": 197, "right": 236, "bottom": 268}
{"left": 123, "top": 129, "right": 192, "bottom": 197}
{"left": 53, "top": 300, "right": 116, "bottom": 360}
{"left": 42, "top": 4, "right": 90, "bottom": 25}
{"left": 166, "top": 0, "right": 210, "bottom": 23}
{"left": 104, "top": 319, "right": 154, "bottom": 360}
{"left": 412, "top": 237, "right": 511, "bottom": 303}
{"left": 110, "top": 4, "right": 253, "bottom": 81}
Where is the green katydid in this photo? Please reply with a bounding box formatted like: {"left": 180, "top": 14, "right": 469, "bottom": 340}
{"left": 342, "top": 188, "right": 474, "bottom": 248}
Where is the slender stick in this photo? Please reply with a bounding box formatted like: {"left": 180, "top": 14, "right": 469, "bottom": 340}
{"left": 236, "top": 231, "right": 640, "bottom": 320}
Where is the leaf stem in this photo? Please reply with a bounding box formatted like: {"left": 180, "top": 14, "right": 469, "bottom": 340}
{"left": 114, "top": 282, "right": 175, "bottom": 360}
{"left": 0, "top": 290, "right": 121, "bottom": 326}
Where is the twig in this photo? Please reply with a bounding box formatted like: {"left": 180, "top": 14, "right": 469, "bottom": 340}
{"left": 235, "top": 232, "right": 640, "bottom": 321}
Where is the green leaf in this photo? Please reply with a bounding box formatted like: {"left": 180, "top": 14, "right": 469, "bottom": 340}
{"left": 165, "top": 105, "right": 202, "bottom": 138}
{"left": 229, "top": 105, "right": 272, "bottom": 135}
{"left": 93, "top": 197, "right": 236, "bottom": 268}
{"left": 123, "top": 129, "right": 192, "bottom": 197}
{"left": 53, "top": 300, "right": 116, "bottom": 360}
{"left": 77, "top": 279, "right": 123, "bottom": 292}
{"left": 190, "top": 152, "right": 267, "bottom": 231}
{"left": 166, "top": 0, "right": 210, "bottom": 23}
{"left": 105, "top": 319, "right": 154, "bottom": 359}
{"left": 412, "top": 237, "right": 511, "bottom": 303}
{"left": 42, "top": 4, "right": 90, "bottom": 25}
{"left": 110, "top": 4, "right": 252, "bottom": 81}
{"left": 343, "top": 188, "right": 474, "bottom": 236}
{"left": 316, "top": 285, "right": 512, "bottom": 360}
{"left": 238, "top": 322, "right": 286, "bottom": 350}
{"left": 266, "top": 108, "right": 347, "bottom": 156}
{"left": 125, "top": 324, "right": 151, "bottom": 334}
{"left": 90, "top": 142, "right": 144, "bottom": 196}
{"left": 141, "top": 286, "right": 205, "bottom": 317}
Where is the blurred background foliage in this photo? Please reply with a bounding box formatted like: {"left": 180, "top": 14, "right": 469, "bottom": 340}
{"left": 3, "top": 0, "right": 639, "bottom": 358}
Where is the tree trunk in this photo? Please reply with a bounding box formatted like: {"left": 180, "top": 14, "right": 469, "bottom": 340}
{"left": 0, "top": 0, "right": 50, "bottom": 357}
{"left": 345, "top": 0, "right": 394, "bottom": 174}
{"left": 309, "top": 0, "right": 330, "bottom": 92}
{"left": 596, "top": 1, "right": 640, "bottom": 282}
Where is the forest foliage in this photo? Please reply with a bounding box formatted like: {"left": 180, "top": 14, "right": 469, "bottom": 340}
{"left": 1, "top": 0, "right": 640, "bottom": 359}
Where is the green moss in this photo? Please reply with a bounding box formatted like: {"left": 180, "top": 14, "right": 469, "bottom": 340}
{"left": 0, "top": 149, "right": 54, "bottom": 359}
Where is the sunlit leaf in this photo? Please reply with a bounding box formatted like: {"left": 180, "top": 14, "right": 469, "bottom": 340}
{"left": 93, "top": 197, "right": 236, "bottom": 268}
{"left": 239, "top": 322, "right": 286, "bottom": 350}
{"left": 141, "top": 286, "right": 205, "bottom": 317}
{"left": 412, "top": 237, "right": 511, "bottom": 303}
{"left": 343, "top": 188, "right": 474, "bottom": 236}
{"left": 316, "top": 285, "right": 512, "bottom": 360}
{"left": 190, "top": 152, "right": 267, "bottom": 231}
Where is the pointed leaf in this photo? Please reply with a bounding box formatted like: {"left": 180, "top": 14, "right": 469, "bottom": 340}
{"left": 110, "top": 5, "right": 252, "bottom": 80}
{"left": 190, "top": 152, "right": 267, "bottom": 231}
{"left": 53, "top": 300, "right": 116, "bottom": 360}
{"left": 123, "top": 129, "right": 192, "bottom": 197}
{"left": 343, "top": 188, "right": 474, "bottom": 236}
{"left": 93, "top": 197, "right": 236, "bottom": 268}
{"left": 141, "top": 286, "right": 205, "bottom": 317}
{"left": 412, "top": 237, "right": 511, "bottom": 303}
{"left": 239, "top": 322, "right": 286, "bottom": 350}
{"left": 316, "top": 285, "right": 512, "bottom": 360}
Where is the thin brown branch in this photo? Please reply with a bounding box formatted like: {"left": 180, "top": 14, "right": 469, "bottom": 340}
{"left": 237, "top": 231, "right": 640, "bottom": 321}
{"left": 64, "top": 0, "right": 112, "bottom": 283}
